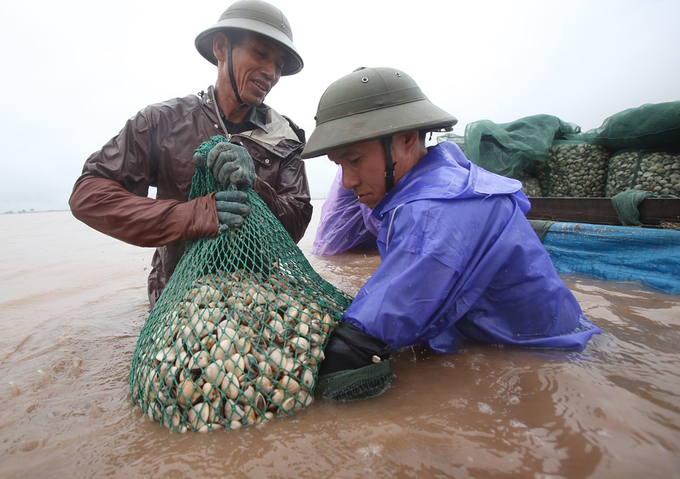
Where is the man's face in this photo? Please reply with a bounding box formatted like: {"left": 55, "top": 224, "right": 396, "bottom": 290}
{"left": 228, "top": 32, "right": 286, "bottom": 106}
{"left": 328, "top": 140, "right": 388, "bottom": 210}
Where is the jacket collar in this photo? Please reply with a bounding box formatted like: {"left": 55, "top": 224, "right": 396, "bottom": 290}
{"left": 201, "top": 85, "right": 303, "bottom": 158}
{"left": 373, "top": 142, "right": 526, "bottom": 220}
{"left": 218, "top": 102, "right": 269, "bottom": 135}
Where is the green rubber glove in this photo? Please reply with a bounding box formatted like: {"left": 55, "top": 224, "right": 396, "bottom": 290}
{"left": 206, "top": 142, "right": 256, "bottom": 190}
{"left": 215, "top": 190, "right": 250, "bottom": 232}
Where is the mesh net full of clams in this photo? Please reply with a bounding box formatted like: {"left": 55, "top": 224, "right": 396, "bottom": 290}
{"left": 128, "top": 136, "right": 353, "bottom": 433}
{"left": 535, "top": 143, "right": 614, "bottom": 197}
{"left": 605, "top": 150, "right": 680, "bottom": 197}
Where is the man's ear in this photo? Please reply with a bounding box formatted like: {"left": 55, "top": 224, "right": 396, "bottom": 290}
{"left": 213, "top": 32, "right": 229, "bottom": 63}
{"left": 393, "top": 130, "right": 420, "bottom": 155}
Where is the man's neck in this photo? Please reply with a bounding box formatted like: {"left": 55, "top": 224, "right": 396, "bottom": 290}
{"left": 214, "top": 80, "right": 250, "bottom": 123}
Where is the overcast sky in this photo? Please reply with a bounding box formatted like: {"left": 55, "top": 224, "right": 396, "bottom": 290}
{"left": 0, "top": 0, "right": 678, "bottom": 213}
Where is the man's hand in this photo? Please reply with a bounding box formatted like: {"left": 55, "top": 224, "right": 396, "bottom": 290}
{"left": 215, "top": 190, "right": 250, "bottom": 232}
{"left": 205, "top": 142, "right": 256, "bottom": 190}
{"left": 316, "top": 322, "right": 394, "bottom": 401}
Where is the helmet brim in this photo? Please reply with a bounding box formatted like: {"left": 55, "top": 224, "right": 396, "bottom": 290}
{"left": 301, "top": 99, "right": 457, "bottom": 159}
{"left": 195, "top": 20, "right": 303, "bottom": 76}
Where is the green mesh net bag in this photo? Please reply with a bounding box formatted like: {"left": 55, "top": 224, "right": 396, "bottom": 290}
{"left": 583, "top": 101, "right": 680, "bottom": 150}
{"left": 129, "top": 136, "right": 353, "bottom": 433}
{"left": 605, "top": 148, "right": 680, "bottom": 197}
{"left": 534, "top": 140, "right": 614, "bottom": 197}
{"left": 463, "top": 114, "right": 582, "bottom": 179}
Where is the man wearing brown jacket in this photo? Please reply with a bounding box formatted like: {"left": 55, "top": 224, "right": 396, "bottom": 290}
{"left": 69, "top": 1, "right": 312, "bottom": 307}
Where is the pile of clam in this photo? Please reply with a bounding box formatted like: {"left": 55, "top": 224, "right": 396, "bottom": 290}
{"left": 132, "top": 268, "right": 341, "bottom": 433}
{"left": 514, "top": 170, "right": 544, "bottom": 197}
{"left": 605, "top": 150, "right": 680, "bottom": 197}
{"left": 535, "top": 143, "right": 613, "bottom": 197}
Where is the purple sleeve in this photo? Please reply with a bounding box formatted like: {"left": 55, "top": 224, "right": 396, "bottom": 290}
{"left": 312, "top": 168, "right": 380, "bottom": 255}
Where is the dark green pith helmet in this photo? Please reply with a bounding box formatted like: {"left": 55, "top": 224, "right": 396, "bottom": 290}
{"left": 195, "top": 0, "right": 303, "bottom": 76}
{"left": 301, "top": 67, "right": 457, "bottom": 159}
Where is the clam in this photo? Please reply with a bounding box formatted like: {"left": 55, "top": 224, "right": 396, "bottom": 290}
{"left": 300, "top": 369, "right": 314, "bottom": 390}
{"left": 288, "top": 336, "right": 310, "bottom": 353}
{"left": 187, "top": 401, "right": 211, "bottom": 430}
{"left": 277, "top": 375, "right": 300, "bottom": 395}
{"left": 269, "top": 388, "right": 285, "bottom": 409}
{"left": 177, "top": 379, "right": 201, "bottom": 407}
{"left": 203, "top": 362, "right": 224, "bottom": 387}
{"left": 254, "top": 374, "right": 274, "bottom": 394}
{"left": 281, "top": 397, "right": 296, "bottom": 413}
{"left": 212, "top": 339, "right": 234, "bottom": 361}
{"left": 155, "top": 347, "right": 176, "bottom": 364}
{"left": 220, "top": 372, "right": 239, "bottom": 400}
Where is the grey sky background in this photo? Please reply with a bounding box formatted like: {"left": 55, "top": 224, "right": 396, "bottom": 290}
{"left": 1, "top": 0, "right": 678, "bottom": 213}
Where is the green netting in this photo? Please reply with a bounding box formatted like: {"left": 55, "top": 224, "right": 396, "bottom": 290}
{"left": 463, "top": 114, "right": 582, "bottom": 178}
{"left": 316, "top": 361, "right": 393, "bottom": 402}
{"left": 129, "top": 135, "right": 353, "bottom": 433}
{"left": 583, "top": 101, "right": 680, "bottom": 150}
{"left": 611, "top": 189, "right": 652, "bottom": 226}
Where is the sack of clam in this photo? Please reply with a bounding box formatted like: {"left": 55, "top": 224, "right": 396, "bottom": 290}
{"left": 605, "top": 149, "right": 680, "bottom": 197}
{"left": 535, "top": 141, "right": 614, "bottom": 197}
{"left": 129, "top": 137, "right": 353, "bottom": 433}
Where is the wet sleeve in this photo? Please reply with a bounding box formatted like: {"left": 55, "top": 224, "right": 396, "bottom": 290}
{"left": 342, "top": 252, "right": 468, "bottom": 351}
{"left": 68, "top": 110, "right": 219, "bottom": 247}
{"left": 69, "top": 176, "right": 219, "bottom": 247}
{"left": 253, "top": 148, "right": 312, "bottom": 244}
{"left": 340, "top": 201, "right": 463, "bottom": 349}
{"left": 312, "top": 168, "right": 379, "bottom": 255}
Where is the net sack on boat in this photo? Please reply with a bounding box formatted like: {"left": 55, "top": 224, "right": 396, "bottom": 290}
{"left": 604, "top": 148, "right": 680, "bottom": 197}
{"left": 463, "top": 114, "right": 582, "bottom": 179}
{"left": 129, "top": 135, "right": 353, "bottom": 433}
{"left": 535, "top": 141, "right": 614, "bottom": 197}
{"left": 583, "top": 101, "right": 680, "bottom": 150}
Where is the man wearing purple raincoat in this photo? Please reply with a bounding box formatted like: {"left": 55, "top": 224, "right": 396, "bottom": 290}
{"left": 301, "top": 67, "right": 601, "bottom": 401}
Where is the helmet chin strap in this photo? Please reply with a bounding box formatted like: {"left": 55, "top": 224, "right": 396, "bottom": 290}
{"left": 382, "top": 136, "right": 395, "bottom": 193}
{"left": 227, "top": 39, "right": 248, "bottom": 108}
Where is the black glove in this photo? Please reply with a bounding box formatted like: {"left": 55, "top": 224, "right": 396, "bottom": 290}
{"left": 317, "top": 322, "right": 394, "bottom": 401}
{"left": 206, "top": 142, "right": 256, "bottom": 190}
{"left": 215, "top": 190, "right": 250, "bottom": 232}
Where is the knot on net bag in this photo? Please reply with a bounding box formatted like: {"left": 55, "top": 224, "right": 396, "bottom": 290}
{"left": 129, "top": 136, "right": 353, "bottom": 433}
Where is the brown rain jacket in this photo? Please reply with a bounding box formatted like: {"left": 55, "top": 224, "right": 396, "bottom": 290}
{"left": 69, "top": 85, "right": 312, "bottom": 307}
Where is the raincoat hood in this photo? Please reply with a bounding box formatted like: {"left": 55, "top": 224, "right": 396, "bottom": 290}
{"left": 373, "top": 141, "right": 528, "bottom": 220}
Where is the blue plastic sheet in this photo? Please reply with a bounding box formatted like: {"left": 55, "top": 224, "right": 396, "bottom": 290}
{"left": 532, "top": 221, "right": 680, "bottom": 294}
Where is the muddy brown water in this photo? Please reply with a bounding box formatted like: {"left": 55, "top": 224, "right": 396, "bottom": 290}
{"left": 1, "top": 203, "right": 679, "bottom": 478}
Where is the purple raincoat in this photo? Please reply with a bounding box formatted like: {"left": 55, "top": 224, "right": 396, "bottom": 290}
{"left": 343, "top": 142, "right": 601, "bottom": 353}
{"left": 313, "top": 168, "right": 380, "bottom": 255}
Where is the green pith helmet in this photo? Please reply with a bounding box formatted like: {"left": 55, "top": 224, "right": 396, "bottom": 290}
{"left": 195, "top": 0, "right": 303, "bottom": 76}
{"left": 301, "top": 67, "right": 457, "bottom": 159}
